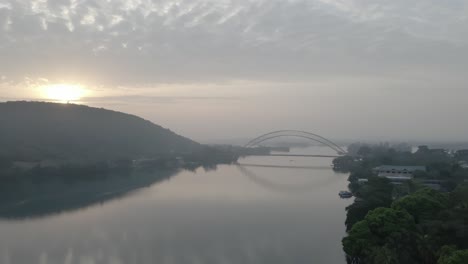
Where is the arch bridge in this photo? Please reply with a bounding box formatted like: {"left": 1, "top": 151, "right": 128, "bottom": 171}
{"left": 244, "top": 130, "right": 347, "bottom": 157}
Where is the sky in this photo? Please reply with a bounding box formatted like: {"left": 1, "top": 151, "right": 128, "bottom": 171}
{"left": 1, "top": 0, "right": 468, "bottom": 143}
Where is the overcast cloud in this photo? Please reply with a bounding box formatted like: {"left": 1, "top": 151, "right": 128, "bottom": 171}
{"left": 1, "top": 0, "right": 468, "bottom": 142}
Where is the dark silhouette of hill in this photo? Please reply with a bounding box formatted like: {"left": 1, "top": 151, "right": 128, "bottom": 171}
{"left": 0, "top": 101, "right": 200, "bottom": 161}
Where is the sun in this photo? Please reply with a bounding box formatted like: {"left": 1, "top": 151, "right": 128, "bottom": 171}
{"left": 42, "top": 84, "right": 86, "bottom": 102}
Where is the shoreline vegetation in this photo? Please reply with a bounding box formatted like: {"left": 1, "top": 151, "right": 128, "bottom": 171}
{"left": 0, "top": 146, "right": 274, "bottom": 219}
{"left": 0, "top": 101, "right": 279, "bottom": 219}
{"left": 0, "top": 144, "right": 281, "bottom": 219}
{"left": 334, "top": 143, "right": 468, "bottom": 264}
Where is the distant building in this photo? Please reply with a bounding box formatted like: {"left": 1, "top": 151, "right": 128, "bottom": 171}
{"left": 373, "top": 165, "right": 426, "bottom": 181}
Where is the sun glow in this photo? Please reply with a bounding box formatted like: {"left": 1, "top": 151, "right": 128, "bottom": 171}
{"left": 42, "top": 84, "right": 86, "bottom": 102}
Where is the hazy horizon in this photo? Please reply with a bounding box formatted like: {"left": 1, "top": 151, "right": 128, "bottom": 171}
{"left": 1, "top": 0, "right": 468, "bottom": 142}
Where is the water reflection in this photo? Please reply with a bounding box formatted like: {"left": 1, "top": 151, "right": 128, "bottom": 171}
{"left": 237, "top": 165, "right": 343, "bottom": 194}
{"left": 0, "top": 147, "right": 351, "bottom": 264}
{"left": 0, "top": 169, "right": 178, "bottom": 220}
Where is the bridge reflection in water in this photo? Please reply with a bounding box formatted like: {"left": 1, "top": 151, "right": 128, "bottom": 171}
{"left": 236, "top": 164, "right": 344, "bottom": 194}
{"left": 237, "top": 163, "right": 333, "bottom": 170}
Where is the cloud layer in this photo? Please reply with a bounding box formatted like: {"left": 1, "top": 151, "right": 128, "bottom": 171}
{"left": 2, "top": 0, "right": 467, "bottom": 85}
{"left": 1, "top": 0, "right": 468, "bottom": 141}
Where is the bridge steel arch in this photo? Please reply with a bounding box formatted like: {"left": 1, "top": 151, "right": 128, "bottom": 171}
{"left": 244, "top": 130, "right": 347, "bottom": 155}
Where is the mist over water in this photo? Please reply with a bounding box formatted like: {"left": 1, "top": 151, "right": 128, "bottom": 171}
{"left": 0, "top": 147, "right": 351, "bottom": 264}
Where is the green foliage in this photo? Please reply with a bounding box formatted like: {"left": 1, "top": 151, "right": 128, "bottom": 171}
{"left": 392, "top": 188, "right": 450, "bottom": 223}
{"left": 345, "top": 201, "right": 373, "bottom": 231}
{"left": 345, "top": 184, "right": 468, "bottom": 263}
{"left": 358, "top": 177, "right": 394, "bottom": 205}
{"left": 333, "top": 156, "right": 357, "bottom": 172}
{"left": 345, "top": 176, "right": 394, "bottom": 230}
{"left": 343, "top": 207, "right": 418, "bottom": 264}
{"left": 343, "top": 221, "right": 373, "bottom": 262}
{"left": 450, "top": 184, "right": 468, "bottom": 208}
{"left": 341, "top": 143, "right": 468, "bottom": 264}
{"left": 357, "top": 146, "right": 372, "bottom": 157}
{"left": 437, "top": 246, "right": 468, "bottom": 264}
{"left": 347, "top": 142, "right": 412, "bottom": 157}
{"left": 433, "top": 207, "right": 468, "bottom": 250}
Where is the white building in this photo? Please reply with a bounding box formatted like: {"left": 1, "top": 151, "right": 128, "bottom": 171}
{"left": 373, "top": 165, "right": 426, "bottom": 181}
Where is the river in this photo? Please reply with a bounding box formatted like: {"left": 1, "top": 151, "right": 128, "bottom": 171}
{"left": 0, "top": 146, "right": 351, "bottom": 264}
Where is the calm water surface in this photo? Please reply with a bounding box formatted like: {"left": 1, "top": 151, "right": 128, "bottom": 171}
{"left": 0, "top": 147, "right": 351, "bottom": 264}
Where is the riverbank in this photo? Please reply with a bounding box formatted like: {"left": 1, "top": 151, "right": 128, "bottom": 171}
{"left": 337, "top": 144, "right": 468, "bottom": 264}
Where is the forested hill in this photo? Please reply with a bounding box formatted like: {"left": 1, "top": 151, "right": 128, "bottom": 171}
{"left": 0, "top": 101, "right": 200, "bottom": 161}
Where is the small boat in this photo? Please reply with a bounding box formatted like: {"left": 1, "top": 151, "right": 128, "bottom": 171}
{"left": 339, "top": 191, "right": 353, "bottom": 198}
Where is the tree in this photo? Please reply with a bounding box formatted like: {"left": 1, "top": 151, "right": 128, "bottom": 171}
{"left": 357, "top": 176, "right": 393, "bottom": 206}
{"left": 343, "top": 207, "right": 418, "bottom": 264}
{"left": 438, "top": 246, "right": 468, "bottom": 264}
{"left": 417, "top": 146, "right": 430, "bottom": 154}
{"left": 358, "top": 146, "right": 372, "bottom": 157}
{"left": 345, "top": 177, "right": 394, "bottom": 230}
{"left": 333, "top": 156, "right": 356, "bottom": 172}
{"left": 450, "top": 184, "right": 468, "bottom": 208}
{"left": 392, "top": 188, "right": 449, "bottom": 224}
{"left": 345, "top": 201, "right": 373, "bottom": 231}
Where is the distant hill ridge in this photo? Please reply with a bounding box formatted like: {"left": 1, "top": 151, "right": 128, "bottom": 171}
{"left": 0, "top": 101, "right": 200, "bottom": 161}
